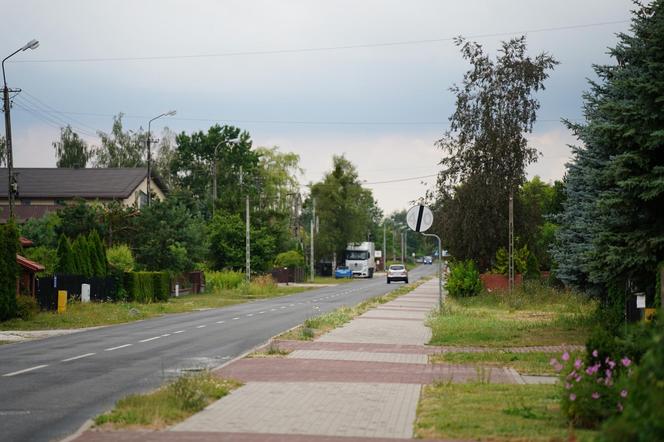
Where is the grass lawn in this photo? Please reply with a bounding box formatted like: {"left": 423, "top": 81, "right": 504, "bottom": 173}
{"left": 415, "top": 383, "right": 598, "bottom": 441}
{"left": 95, "top": 373, "right": 241, "bottom": 429}
{"left": 279, "top": 277, "right": 431, "bottom": 340}
{"left": 430, "top": 351, "right": 584, "bottom": 376}
{"left": 0, "top": 284, "right": 307, "bottom": 331}
{"left": 428, "top": 282, "right": 596, "bottom": 347}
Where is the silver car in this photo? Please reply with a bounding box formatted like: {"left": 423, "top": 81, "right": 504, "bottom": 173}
{"left": 387, "top": 264, "right": 408, "bottom": 284}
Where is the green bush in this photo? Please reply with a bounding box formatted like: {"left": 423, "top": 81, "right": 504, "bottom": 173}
{"left": 445, "top": 260, "right": 482, "bottom": 297}
{"left": 15, "top": 295, "right": 40, "bottom": 320}
{"left": 107, "top": 244, "right": 135, "bottom": 272}
{"left": 152, "top": 272, "right": 171, "bottom": 302}
{"left": 492, "top": 245, "right": 530, "bottom": 275}
{"left": 601, "top": 313, "right": 664, "bottom": 441}
{"left": 55, "top": 234, "right": 76, "bottom": 274}
{"left": 206, "top": 270, "right": 244, "bottom": 291}
{"left": 274, "top": 250, "right": 305, "bottom": 269}
{"left": 23, "top": 246, "right": 57, "bottom": 276}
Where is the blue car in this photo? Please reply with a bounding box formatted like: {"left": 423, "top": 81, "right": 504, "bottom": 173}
{"left": 335, "top": 266, "right": 353, "bottom": 279}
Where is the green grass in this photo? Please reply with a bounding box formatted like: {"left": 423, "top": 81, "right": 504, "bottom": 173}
{"left": 310, "top": 276, "right": 355, "bottom": 284}
{"left": 279, "top": 277, "right": 431, "bottom": 340}
{"left": 248, "top": 341, "right": 292, "bottom": 358}
{"left": 415, "top": 383, "right": 598, "bottom": 441}
{"left": 430, "top": 351, "right": 584, "bottom": 376}
{"left": 428, "top": 282, "right": 596, "bottom": 347}
{"left": 0, "top": 283, "right": 307, "bottom": 331}
{"left": 95, "top": 373, "right": 241, "bottom": 429}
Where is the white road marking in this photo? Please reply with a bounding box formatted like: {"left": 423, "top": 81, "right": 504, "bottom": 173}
{"left": 3, "top": 364, "right": 49, "bottom": 377}
{"left": 270, "top": 309, "right": 276, "bottom": 311}
{"left": 62, "top": 353, "right": 95, "bottom": 362}
{"left": 280, "top": 306, "right": 286, "bottom": 309}
{"left": 258, "top": 311, "right": 265, "bottom": 314}
{"left": 232, "top": 317, "right": 239, "bottom": 320}
{"left": 161, "top": 334, "right": 171, "bottom": 337}
{"left": 105, "top": 344, "right": 132, "bottom": 351}
{"left": 197, "top": 325, "right": 206, "bottom": 329}
{"left": 139, "top": 336, "right": 161, "bottom": 343}
{"left": 246, "top": 313, "right": 254, "bottom": 317}
{"left": 173, "top": 330, "right": 185, "bottom": 334}
{"left": 221, "top": 356, "right": 231, "bottom": 360}
{"left": 216, "top": 320, "right": 225, "bottom": 324}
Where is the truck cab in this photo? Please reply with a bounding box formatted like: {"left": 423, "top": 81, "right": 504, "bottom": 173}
{"left": 344, "top": 242, "right": 375, "bottom": 278}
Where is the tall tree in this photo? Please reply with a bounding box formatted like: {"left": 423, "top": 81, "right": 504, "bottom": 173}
{"left": 93, "top": 113, "right": 146, "bottom": 167}
{"left": 554, "top": 1, "right": 664, "bottom": 295}
{"left": 433, "top": 36, "right": 557, "bottom": 269}
{"left": 309, "top": 155, "right": 381, "bottom": 261}
{"left": 53, "top": 125, "right": 90, "bottom": 168}
{"left": 172, "top": 124, "right": 258, "bottom": 215}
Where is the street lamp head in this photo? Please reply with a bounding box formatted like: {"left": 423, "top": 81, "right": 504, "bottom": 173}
{"left": 22, "top": 39, "right": 39, "bottom": 51}
{"left": 166, "top": 110, "right": 176, "bottom": 117}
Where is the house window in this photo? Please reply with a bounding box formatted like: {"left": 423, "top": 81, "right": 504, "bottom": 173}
{"left": 137, "top": 190, "right": 148, "bottom": 208}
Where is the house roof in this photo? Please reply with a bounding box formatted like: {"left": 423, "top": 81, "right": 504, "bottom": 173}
{"left": 0, "top": 168, "right": 166, "bottom": 199}
{"left": 17, "top": 254, "right": 45, "bottom": 272}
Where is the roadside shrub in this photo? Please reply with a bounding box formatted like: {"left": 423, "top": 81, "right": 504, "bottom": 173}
{"left": 601, "top": 315, "right": 664, "bottom": 441}
{"left": 15, "top": 295, "right": 39, "bottom": 320}
{"left": 107, "top": 244, "right": 135, "bottom": 272}
{"left": 124, "top": 272, "right": 154, "bottom": 303}
{"left": 152, "top": 272, "right": 171, "bottom": 302}
{"left": 445, "top": 260, "right": 482, "bottom": 297}
{"left": 492, "top": 246, "right": 529, "bottom": 275}
{"left": 23, "top": 246, "right": 57, "bottom": 276}
{"left": 274, "top": 250, "right": 305, "bottom": 269}
{"left": 555, "top": 349, "right": 633, "bottom": 429}
{"left": 206, "top": 270, "right": 244, "bottom": 291}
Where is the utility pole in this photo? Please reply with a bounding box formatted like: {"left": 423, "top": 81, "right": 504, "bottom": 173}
{"left": 392, "top": 228, "right": 396, "bottom": 262}
{"left": 382, "top": 221, "right": 387, "bottom": 271}
{"left": 212, "top": 143, "right": 218, "bottom": 217}
{"left": 240, "top": 166, "right": 250, "bottom": 283}
{"left": 310, "top": 198, "right": 316, "bottom": 282}
{"left": 3, "top": 39, "right": 40, "bottom": 220}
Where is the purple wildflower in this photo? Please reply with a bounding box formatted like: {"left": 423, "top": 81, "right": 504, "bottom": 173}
{"left": 617, "top": 402, "right": 623, "bottom": 412}
{"left": 621, "top": 357, "right": 632, "bottom": 367}
{"left": 592, "top": 349, "right": 598, "bottom": 358}
{"left": 608, "top": 360, "right": 616, "bottom": 369}
{"left": 562, "top": 351, "right": 570, "bottom": 361}
{"left": 554, "top": 363, "right": 563, "bottom": 373}
{"left": 605, "top": 369, "right": 613, "bottom": 379}
{"left": 621, "top": 389, "right": 628, "bottom": 398}
{"left": 592, "top": 392, "right": 600, "bottom": 400}
{"left": 574, "top": 359, "right": 583, "bottom": 369}
{"left": 565, "top": 382, "right": 572, "bottom": 390}
{"left": 569, "top": 393, "right": 576, "bottom": 401}
{"left": 549, "top": 358, "right": 558, "bottom": 367}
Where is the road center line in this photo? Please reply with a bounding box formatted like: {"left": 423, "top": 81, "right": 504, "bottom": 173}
{"left": 232, "top": 317, "right": 239, "bottom": 320}
{"left": 173, "top": 330, "right": 185, "bottom": 334}
{"left": 62, "top": 353, "right": 95, "bottom": 362}
{"left": 216, "top": 320, "right": 225, "bottom": 324}
{"left": 246, "top": 313, "right": 254, "bottom": 317}
{"left": 258, "top": 311, "right": 265, "bottom": 314}
{"left": 197, "top": 325, "right": 206, "bottom": 328}
{"left": 104, "top": 344, "right": 132, "bottom": 351}
{"left": 3, "top": 364, "right": 49, "bottom": 377}
{"left": 139, "top": 336, "right": 161, "bottom": 343}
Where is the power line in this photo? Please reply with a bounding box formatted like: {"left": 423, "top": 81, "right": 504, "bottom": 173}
{"left": 363, "top": 174, "right": 438, "bottom": 185}
{"left": 11, "top": 106, "right": 577, "bottom": 126}
{"left": 12, "top": 20, "right": 628, "bottom": 64}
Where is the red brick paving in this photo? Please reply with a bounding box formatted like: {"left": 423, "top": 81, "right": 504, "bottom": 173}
{"left": 213, "top": 357, "right": 514, "bottom": 384}
{"left": 270, "top": 340, "right": 584, "bottom": 355}
{"left": 72, "top": 430, "right": 464, "bottom": 442}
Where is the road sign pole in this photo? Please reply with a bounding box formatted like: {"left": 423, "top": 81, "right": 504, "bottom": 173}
{"left": 422, "top": 233, "right": 443, "bottom": 310}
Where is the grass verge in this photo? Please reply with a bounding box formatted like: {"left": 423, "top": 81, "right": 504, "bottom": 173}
{"left": 415, "top": 383, "right": 597, "bottom": 441}
{"left": 0, "top": 284, "right": 307, "bottom": 331}
{"left": 94, "top": 373, "right": 241, "bottom": 429}
{"left": 278, "top": 277, "right": 431, "bottom": 341}
{"left": 430, "top": 351, "right": 584, "bottom": 376}
{"left": 247, "top": 341, "right": 293, "bottom": 358}
{"left": 428, "top": 282, "right": 596, "bottom": 347}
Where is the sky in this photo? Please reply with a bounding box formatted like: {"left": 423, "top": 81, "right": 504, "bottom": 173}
{"left": 1, "top": 0, "right": 634, "bottom": 214}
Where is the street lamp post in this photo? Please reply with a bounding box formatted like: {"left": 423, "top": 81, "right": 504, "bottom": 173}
{"left": 147, "top": 110, "right": 176, "bottom": 206}
{"left": 3, "top": 39, "right": 39, "bottom": 220}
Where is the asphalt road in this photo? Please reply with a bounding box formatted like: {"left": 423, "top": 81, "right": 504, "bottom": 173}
{"left": 0, "top": 265, "right": 436, "bottom": 442}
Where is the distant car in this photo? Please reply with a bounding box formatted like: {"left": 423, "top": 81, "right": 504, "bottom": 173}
{"left": 423, "top": 256, "right": 433, "bottom": 265}
{"left": 387, "top": 264, "right": 408, "bottom": 284}
{"left": 335, "top": 266, "right": 353, "bottom": 279}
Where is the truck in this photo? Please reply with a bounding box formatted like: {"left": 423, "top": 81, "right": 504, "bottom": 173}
{"left": 344, "top": 242, "right": 375, "bottom": 278}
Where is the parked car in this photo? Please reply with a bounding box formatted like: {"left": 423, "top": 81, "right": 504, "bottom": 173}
{"left": 423, "top": 256, "right": 433, "bottom": 265}
{"left": 387, "top": 264, "right": 408, "bottom": 284}
{"left": 334, "top": 266, "right": 353, "bottom": 279}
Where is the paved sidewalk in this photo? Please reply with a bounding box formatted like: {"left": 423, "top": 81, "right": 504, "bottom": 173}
{"left": 72, "top": 278, "right": 565, "bottom": 441}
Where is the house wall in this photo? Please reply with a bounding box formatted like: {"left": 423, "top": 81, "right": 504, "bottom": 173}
{"left": 123, "top": 177, "right": 166, "bottom": 207}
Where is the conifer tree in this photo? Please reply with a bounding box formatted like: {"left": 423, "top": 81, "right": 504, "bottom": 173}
{"left": 554, "top": 1, "right": 664, "bottom": 296}
{"left": 0, "top": 223, "right": 19, "bottom": 320}
{"left": 88, "top": 230, "right": 107, "bottom": 277}
{"left": 55, "top": 234, "right": 76, "bottom": 274}
{"left": 72, "top": 236, "right": 92, "bottom": 277}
